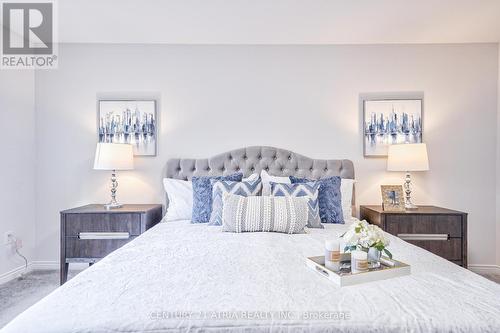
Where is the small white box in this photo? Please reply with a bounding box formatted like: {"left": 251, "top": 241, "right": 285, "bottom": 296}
{"left": 306, "top": 253, "right": 411, "bottom": 287}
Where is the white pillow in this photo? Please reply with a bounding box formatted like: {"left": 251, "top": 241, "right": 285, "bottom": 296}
{"left": 341, "top": 178, "right": 355, "bottom": 219}
{"left": 163, "top": 178, "right": 193, "bottom": 221}
{"left": 243, "top": 173, "right": 259, "bottom": 182}
{"left": 260, "top": 170, "right": 291, "bottom": 196}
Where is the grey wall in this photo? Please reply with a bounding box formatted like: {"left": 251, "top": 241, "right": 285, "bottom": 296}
{"left": 34, "top": 43, "right": 499, "bottom": 266}
{"left": 0, "top": 70, "right": 35, "bottom": 279}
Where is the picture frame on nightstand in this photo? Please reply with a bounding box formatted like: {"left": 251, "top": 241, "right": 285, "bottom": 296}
{"left": 381, "top": 185, "right": 405, "bottom": 211}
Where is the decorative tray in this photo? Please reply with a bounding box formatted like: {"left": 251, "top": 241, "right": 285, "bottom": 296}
{"left": 306, "top": 253, "right": 410, "bottom": 287}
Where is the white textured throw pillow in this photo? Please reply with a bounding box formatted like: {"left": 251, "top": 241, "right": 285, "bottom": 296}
{"left": 163, "top": 178, "right": 193, "bottom": 221}
{"left": 260, "top": 170, "right": 291, "bottom": 196}
{"left": 243, "top": 173, "right": 260, "bottom": 182}
{"left": 222, "top": 193, "right": 308, "bottom": 234}
{"left": 341, "top": 178, "right": 355, "bottom": 219}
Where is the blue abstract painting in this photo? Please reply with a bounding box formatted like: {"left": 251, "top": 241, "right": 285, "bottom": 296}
{"left": 363, "top": 99, "right": 422, "bottom": 156}
{"left": 98, "top": 100, "right": 157, "bottom": 156}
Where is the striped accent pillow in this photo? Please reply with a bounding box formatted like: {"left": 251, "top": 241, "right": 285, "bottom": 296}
{"left": 208, "top": 178, "right": 262, "bottom": 226}
{"left": 270, "top": 182, "right": 323, "bottom": 229}
{"left": 222, "top": 193, "right": 308, "bottom": 234}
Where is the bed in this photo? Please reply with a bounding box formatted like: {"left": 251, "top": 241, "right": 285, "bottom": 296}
{"left": 3, "top": 147, "right": 500, "bottom": 333}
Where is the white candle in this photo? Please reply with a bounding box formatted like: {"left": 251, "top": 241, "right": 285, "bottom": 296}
{"left": 351, "top": 250, "right": 368, "bottom": 273}
{"left": 325, "top": 240, "right": 340, "bottom": 272}
{"left": 325, "top": 240, "right": 340, "bottom": 251}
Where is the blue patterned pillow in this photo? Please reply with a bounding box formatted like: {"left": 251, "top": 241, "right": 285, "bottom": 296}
{"left": 289, "top": 176, "right": 344, "bottom": 224}
{"left": 208, "top": 178, "right": 262, "bottom": 226}
{"left": 191, "top": 173, "right": 243, "bottom": 223}
{"left": 271, "top": 182, "right": 323, "bottom": 229}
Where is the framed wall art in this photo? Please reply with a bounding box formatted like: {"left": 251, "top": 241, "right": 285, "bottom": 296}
{"left": 98, "top": 99, "right": 157, "bottom": 156}
{"left": 363, "top": 97, "right": 423, "bottom": 157}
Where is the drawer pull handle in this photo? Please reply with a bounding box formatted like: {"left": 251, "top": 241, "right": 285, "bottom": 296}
{"left": 78, "top": 232, "right": 130, "bottom": 240}
{"left": 397, "top": 233, "right": 449, "bottom": 241}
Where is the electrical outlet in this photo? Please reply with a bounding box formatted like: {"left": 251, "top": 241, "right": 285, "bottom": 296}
{"left": 3, "top": 231, "right": 14, "bottom": 245}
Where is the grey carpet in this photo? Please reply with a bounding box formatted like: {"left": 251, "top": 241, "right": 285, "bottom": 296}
{"left": 481, "top": 273, "right": 500, "bottom": 284}
{"left": 0, "top": 269, "right": 81, "bottom": 329}
{"left": 0, "top": 269, "right": 499, "bottom": 329}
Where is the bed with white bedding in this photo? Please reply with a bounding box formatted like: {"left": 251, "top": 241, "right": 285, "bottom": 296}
{"left": 4, "top": 146, "right": 500, "bottom": 332}
{"left": 3, "top": 220, "right": 500, "bottom": 332}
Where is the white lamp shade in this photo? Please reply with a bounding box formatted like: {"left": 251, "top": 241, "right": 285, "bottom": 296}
{"left": 387, "top": 143, "right": 429, "bottom": 172}
{"left": 94, "top": 143, "right": 134, "bottom": 170}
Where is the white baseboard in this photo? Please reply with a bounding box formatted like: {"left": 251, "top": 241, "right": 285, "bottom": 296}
{"left": 31, "top": 261, "right": 59, "bottom": 270}
{"left": 0, "top": 261, "right": 60, "bottom": 285}
{"left": 0, "top": 264, "right": 30, "bottom": 285}
{"left": 468, "top": 264, "right": 500, "bottom": 275}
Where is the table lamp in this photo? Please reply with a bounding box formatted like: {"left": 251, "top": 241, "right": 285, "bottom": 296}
{"left": 94, "top": 143, "right": 134, "bottom": 209}
{"left": 387, "top": 143, "right": 429, "bottom": 210}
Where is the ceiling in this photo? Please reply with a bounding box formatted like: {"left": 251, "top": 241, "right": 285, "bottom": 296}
{"left": 57, "top": 0, "right": 500, "bottom": 44}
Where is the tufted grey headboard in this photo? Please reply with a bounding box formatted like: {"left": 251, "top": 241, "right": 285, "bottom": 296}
{"left": 166, "top": 146, "right": 354, "bottom": 180}
{"left": 165, "top": 146, "right": 355, "bottom": 209}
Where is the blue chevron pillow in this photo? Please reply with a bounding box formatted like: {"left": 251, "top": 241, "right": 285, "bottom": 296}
{"left": 270, "top": 182, "right": 323, "bottom": 229}
{"left": 208, "top": 178, "right": 262, "bottom": 226}
{"left": 290, "top": 176, "right": 344, "bottom": 224}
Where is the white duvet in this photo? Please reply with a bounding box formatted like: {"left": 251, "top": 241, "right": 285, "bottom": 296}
{"left": 3, "top": 220, "right": 500, "bottom": 333}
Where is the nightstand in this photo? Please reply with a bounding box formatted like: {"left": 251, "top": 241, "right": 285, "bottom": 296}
{"left": 60, "top": 204, "right": 162, "bottom": 284}
{"left": 360, "top": 205, "right": 467, "bottom": 267}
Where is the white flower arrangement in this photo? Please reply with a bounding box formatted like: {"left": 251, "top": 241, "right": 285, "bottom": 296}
{"left": 342, "top": 220, "right": 392, "bottom": 258}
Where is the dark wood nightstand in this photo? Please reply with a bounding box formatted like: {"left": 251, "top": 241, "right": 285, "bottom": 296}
{"left": 60, "top": 204, "right": 162, "bottom": 284}
{"left": 360, "top": 205, "right": 468, "bottom": 267}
